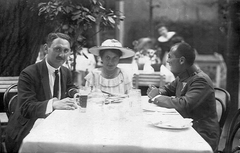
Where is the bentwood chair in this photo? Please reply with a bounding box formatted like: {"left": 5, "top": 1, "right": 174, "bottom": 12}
{"left": 132, "top": 72, "right": 166, "bottom": 89}
{"left": 3, "top": 84, "right": 18, "bottom": 118}
{"left": 7, "top": 94, "right": 18, "bottom": 118}
{"left": 220, "top": 109, "right": 240, "bottom": 153}
{"left": 0, "top": 120, "right": 2, "bottom": 153}
{"left": 214, "top": 87, "right": 231, "bottom": 133}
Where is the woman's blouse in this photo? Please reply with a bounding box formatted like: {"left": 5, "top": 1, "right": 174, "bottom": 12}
{"left": 84, "top": 68, "right": 132, "bottom": 94}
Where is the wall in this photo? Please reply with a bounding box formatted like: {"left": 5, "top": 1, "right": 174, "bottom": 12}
{"left": 122, "top": 0, "right": 219, "bottom": 48}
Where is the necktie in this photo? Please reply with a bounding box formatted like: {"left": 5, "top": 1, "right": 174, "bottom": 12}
{"left": 53, "top": 70, "right": 59, "bottom": 98}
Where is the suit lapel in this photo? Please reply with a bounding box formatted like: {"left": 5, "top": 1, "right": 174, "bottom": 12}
{"left": 40, "top": 59, "right": 52, "bottom": 99}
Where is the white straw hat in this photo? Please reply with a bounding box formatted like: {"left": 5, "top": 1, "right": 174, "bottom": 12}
{"left": 89, "top": 39, "right": 135, "bottom": 59}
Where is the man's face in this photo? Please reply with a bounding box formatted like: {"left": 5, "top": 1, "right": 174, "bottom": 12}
{"left": 101, "top": 50, "right": 120, "bottom": 71}
{"left": 166, "top": 45, "right": 183, "bottom": 75}
{"left": 46, "top": 38, "right": 71, "bottom": 68}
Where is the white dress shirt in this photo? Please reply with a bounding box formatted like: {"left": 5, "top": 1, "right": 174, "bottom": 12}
{"left": 45, "top": 59, "right": 61, "bottom": 114}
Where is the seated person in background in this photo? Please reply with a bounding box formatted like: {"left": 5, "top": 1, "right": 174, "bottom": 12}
{"left": 132, "top": 37, "right": 156, "bottom": 70}
{"left": 85, "top": 39, "right": 135, "bottom": 95}
{"left": 143, "top": 49, "right": 162, "bottom": 72}
{"left": 147, "top": 42, "right": 220, "bottom": 152}
{"left": 5, "top": 32, "right": 79, "bottom": 153}
{"left": 147, "top": 49, "right": 161, "bottom": 65}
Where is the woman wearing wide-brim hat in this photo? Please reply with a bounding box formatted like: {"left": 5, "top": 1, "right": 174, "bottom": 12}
{"left": 85, "top": 39, "right": 135, "bottom": 95}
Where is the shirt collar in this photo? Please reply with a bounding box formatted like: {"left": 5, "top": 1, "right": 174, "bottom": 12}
{"left": 178, "top": 65, "right": 200, "bottom": 82}
{"left": 45, "top": 58, "right": 60, "bottom": 74}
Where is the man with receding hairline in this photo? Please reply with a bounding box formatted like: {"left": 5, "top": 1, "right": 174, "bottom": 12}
{"left": 5, "top": 32, "right": 79, "bottom": 152}
{"left": 147, "top": 42, "right": 220, "bottom": 152}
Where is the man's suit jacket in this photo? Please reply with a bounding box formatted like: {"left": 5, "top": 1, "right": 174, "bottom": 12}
{"left": 5, "top": 59, "right": 77, "bottom": 152}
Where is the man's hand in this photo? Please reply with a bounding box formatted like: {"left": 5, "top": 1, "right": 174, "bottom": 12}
{"left": 147, "top": 85, "right": 160, "bottom": 99}
{"left": 52, "top": 97, "right": 78, "bottom": 110}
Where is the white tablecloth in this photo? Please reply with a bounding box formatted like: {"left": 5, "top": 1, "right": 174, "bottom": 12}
{"left": 19, "top": 96, "right": 213, "bottom": 153}
{"left": 0, "top": 112, "right": 8, "bottom": 123}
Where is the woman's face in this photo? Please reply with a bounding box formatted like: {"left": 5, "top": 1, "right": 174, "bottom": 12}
{"left": 158, "top": 27, "right": 168, "bottom": 36}
{"left": 101, "top": 50, "right": 120, "bottom": 71}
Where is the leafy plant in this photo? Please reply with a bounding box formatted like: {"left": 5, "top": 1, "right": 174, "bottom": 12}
{"left": 35, "top": 0, "right": 124, "bottom": 70}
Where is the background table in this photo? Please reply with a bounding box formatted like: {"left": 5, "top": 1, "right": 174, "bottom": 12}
{"left": 19, "top": 96, "right": 213, "bottom": 153}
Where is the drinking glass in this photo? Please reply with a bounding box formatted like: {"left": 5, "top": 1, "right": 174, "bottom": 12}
{"left": 128, "top": 88, "right": 142, "bottom": 114}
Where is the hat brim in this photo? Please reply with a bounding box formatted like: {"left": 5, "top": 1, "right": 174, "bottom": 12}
{"left": 89, "top": 46, "right": 135, "bottom": 59}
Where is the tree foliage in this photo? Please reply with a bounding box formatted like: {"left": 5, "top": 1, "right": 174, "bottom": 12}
{"left": 36, "top": 0, "right": 119, "bottom": 44}
{"left": 35, "top": 0, "right": 123, "bottom": 70}
{"left": 0, "top": 0, "right": 122, "bottom": 76}
{"left": 0, "top": 0, "right": 48, "bottom": 76}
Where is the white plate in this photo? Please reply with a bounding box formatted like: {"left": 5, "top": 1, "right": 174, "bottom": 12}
{"left": 142, "top": 104, "right": 177, "bottom": 113}
{"left": 151, "top": 118, "right": 193, "bottom": 130}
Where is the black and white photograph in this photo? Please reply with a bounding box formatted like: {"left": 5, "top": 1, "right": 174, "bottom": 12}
{"left": 0, "top": 0, "right": 239, "bottom": 153}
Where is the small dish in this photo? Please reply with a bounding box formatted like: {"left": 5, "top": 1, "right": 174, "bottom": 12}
{"left": 142, "top": 104, "right": 176, "bottom": 113}
{"left": 151, "top": 118, "right": 193, "bottom": 130}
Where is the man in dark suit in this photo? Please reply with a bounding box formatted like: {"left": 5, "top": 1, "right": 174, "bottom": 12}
{"left": 5, "top": 32, "right": 78, "bottom": 152}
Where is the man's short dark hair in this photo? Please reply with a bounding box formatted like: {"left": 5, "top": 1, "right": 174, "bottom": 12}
{"left": 174, "top": 42, "right": 196, "bottom": 66}
{"left": 46, "top": 33, "right": 71, "bottom": 47}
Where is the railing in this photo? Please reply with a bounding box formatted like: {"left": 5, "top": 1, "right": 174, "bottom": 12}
{"left": 195, "top": 53, "right": 225, "bottom": 88}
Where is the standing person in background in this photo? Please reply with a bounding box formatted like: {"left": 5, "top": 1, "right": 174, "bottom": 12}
{"left": 147, "top": 42, "right": 220, "bottom": 152}
{"left": 157, "top": 26, "right": 184, "bottom": 65}
{"left": 85, "top": 39, "right": 135, "bottom": 95}
{"left": 35, "top": 45, "right": 47, "bottom": 63}
{"left": 5, "top": 32, "right": 79, "bottom": 153}
{"left": 73, "top": 46, "right": 96, "bottom": 87}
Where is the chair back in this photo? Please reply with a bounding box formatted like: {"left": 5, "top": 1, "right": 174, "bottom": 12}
{"left": 8, "top": 94, "right": 18, "bottom": 117}
{"left": 0, "top": 120, "right": 2, "bottom": 153}
{"left": 223, "top": 109, "right": 240, "bottom": 153}
{"left": 214, "top": 87, "right": 231, "bottom": 130}
{"left": 132, "top": 72, "right": 165, "bottom": 89}
{"left": 216, "top": 97, "right": 224, "bottom": 122}
{"left": 3, "top": 84, "right": 18, "bottom": 118}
